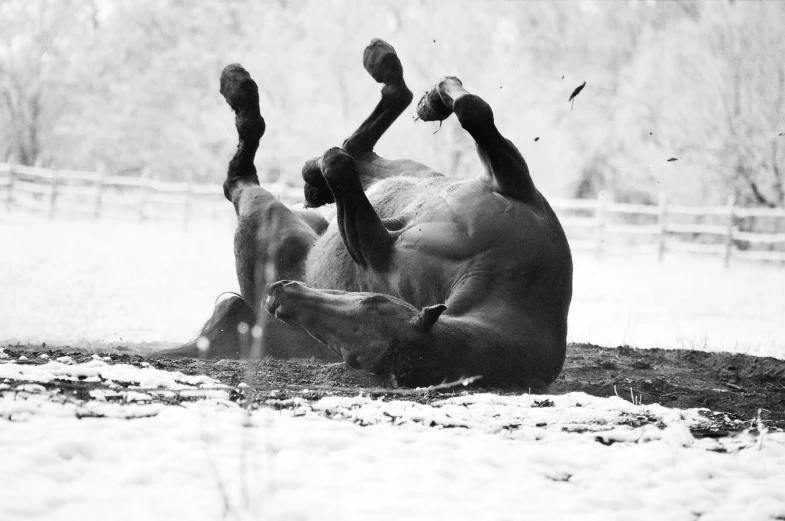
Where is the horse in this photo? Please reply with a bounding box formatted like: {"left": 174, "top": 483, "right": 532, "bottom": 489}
{"left": 162, "top": 39, "right": 573, "bottom": 388}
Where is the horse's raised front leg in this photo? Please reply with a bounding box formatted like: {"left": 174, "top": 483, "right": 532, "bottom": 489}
{"left": 417, "top": 77, "right": 539, "bottom": 205}
{"left": 302, "top": 38, "right": 437, "bottom": 208}
{"left": 318, "top": 147, "right": 394, "bottom": 271}
{"left": 342, "top": 38, "right": 412, "bottom": 160}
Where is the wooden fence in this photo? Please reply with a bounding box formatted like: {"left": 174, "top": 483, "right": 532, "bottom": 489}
{"left": 551, "top": 193, "right": 785, "bottom": 265}
{"left": 0, "top": 162, "right": 297, "bottom": 229}
{"left": 2, "top": 162, "right": 784, "bottom": 264}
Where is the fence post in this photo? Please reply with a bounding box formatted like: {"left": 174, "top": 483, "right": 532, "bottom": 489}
{"left": 138, "top": 167, "right": 151, "bottom": 222}
{"left": 48, "top": 169, "right": 59, "bottom": 220}
{"left": 182, "top": 173, "right": 194, "bottom": 231}
{"left": 657, "top": 192, "right": 668, "bottom": 263}
{"left": 5, "top": 163, "right": 14, "bottom": 212}
{"left": 724, "top": 195, "right": 735, "bottom": 268}
{"left": 594, "top": 193, "right": 607, "bottom": 259}
{"left": 94, "top": 164, "right": 106, "bottom": 220}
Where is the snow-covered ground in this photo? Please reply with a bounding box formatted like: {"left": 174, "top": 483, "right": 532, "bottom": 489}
{"left": 2, "top": 215, "right": 785, "bottom": 520}
{"left": 1, "top": 355, "right": 784, "bottom": 521}
{"left": 1, "top": 215, "right": 784, "bottom": 358}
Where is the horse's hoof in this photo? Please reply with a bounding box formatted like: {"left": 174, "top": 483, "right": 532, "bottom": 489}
{"left": 304, "top": 182, "right": 334, "bottom": 208}
{"left": 416, "top": 81, "right": 457, "bottom": 122}
{"left": 302, "top": 157, "right": 335, "bottom": 208}
{"left": 363, "top": 38, "right": 404, "bottom": 85}
{"left": 220, "top": 64, "right": 265, "bottom": 141}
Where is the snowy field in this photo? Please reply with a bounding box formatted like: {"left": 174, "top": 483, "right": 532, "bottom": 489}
{"left": 1, "top": 355, "right": 784, "bottom": 521}
{"left": 1, "top": 215, "right": 784, "bottom": 358}
{"left": 2, "top": 214, "right": 785, "bottom": 520}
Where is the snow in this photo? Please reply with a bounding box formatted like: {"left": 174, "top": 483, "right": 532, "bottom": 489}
{"left": 0, "top": 217, "right": 237, "bottom": 351}
{"left": 569, "top": 251, "right": 785, "bottom": 359}
{"left": 1, "top": 357, "right": 784, "bottom": 521}
{"left": 2, "top": 216, "right": 785, "bottom": 519}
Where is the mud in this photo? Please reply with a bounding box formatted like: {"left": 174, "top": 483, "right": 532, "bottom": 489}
{"left": 3, "top": 343, "right": 784, "bottom": 432}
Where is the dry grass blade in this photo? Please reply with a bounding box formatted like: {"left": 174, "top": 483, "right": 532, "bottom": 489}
{"left": 247, "top": 375, "right": 482, "bottom": 396}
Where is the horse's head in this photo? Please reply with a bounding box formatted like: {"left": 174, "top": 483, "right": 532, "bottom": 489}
{"left": 264, "top": 280, "right": 446, "bottom": 372}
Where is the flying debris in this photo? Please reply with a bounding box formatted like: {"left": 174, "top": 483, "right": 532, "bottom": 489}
{"left": 667, "top": 158, "right": 678, "bottom": 162}
{"left": 569, "top": 81, "right": 586, "bottom": 109}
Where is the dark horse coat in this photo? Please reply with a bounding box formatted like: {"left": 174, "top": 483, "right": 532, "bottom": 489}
{"left": 163, "top": 39, "right": 573, "bottom": 388}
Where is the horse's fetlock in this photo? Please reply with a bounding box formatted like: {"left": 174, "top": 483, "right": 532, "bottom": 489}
{"left": 453, "top": 94, "right": 494, "bottom": 131}
{"left": 236, "top": 113, "right": 266, "bottom": 142}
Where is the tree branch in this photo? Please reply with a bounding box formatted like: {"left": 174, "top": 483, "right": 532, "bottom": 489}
{"left": 772, "top": 141, "right": 785, "bottom": 206}
{"left": 736, "top": 164, "right": 776, "bottom": 207}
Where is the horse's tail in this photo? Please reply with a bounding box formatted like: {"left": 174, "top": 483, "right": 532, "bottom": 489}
{"left": 155, "top": 293, "right": 255, "bottom": 359}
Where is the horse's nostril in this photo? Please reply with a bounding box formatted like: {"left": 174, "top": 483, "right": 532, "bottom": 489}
{"left": 263, "top": 295, "right": 277, "bottom": 313}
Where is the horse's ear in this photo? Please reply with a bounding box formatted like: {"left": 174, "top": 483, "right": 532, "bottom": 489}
{"left": 414, "top": 304, "right": 447, "bottom": 332}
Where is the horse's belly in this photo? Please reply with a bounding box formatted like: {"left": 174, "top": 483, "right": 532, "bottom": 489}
{"left": 304, "top": 225, "right": 363, "bottom": 291}
{"left": 304, "top": 222, "right": 457, "bottom": 307}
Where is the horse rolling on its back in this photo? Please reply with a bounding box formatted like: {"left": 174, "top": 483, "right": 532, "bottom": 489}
{"left": 162, "top": 39, "right": 573, "bottom": 389}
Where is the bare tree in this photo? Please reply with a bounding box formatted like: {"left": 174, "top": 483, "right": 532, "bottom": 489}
{"left": 0, "top": 0, "right": 98, "bottom": 165}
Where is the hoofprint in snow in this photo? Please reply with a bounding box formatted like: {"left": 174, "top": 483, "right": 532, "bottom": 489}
{"left": 1, "top": 352, "right": 783, "bottom": 521}
{"left": 1, "top": 217, "right": 784, "bottom": 358}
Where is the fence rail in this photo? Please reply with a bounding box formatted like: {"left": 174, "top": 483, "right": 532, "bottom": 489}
{"left": 0, "top": 162, "right": 298, "bottom": 228}
{"left": 2, "top": 163, "right": 784, "bottom": 264}
{"left": 549, "top": 193, "right": 785, "bottom": 265}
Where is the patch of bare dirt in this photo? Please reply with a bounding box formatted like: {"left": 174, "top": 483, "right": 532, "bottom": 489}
{"left": 4, "top": 342, "right": 785, "bottom": 432}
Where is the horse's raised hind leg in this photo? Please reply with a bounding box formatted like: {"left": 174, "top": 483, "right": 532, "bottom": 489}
{"left": 161, "top": 64, "right": 335, "bottom": 361}
{"left": 220, "top": 64, "right": 265, "bottom": 202}
{"left": 417, "top": 77, "right": 539, "bottom": 205}
{"left": 319, "top": 147, "right": 393, "bottom": 271}
{"left": 218, "top": 63, "right": 318, "bottom": 301}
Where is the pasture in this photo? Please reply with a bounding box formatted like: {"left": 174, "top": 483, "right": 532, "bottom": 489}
{"left": 2, "top": 215, "right": 783, "bottom": 358}
{"left": 2, "top": 214, "right": 785, "bottom": 520}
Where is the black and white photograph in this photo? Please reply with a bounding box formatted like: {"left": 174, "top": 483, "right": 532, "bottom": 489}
{"left": 1, "top": 0, "right": 784, "bottom": 519}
